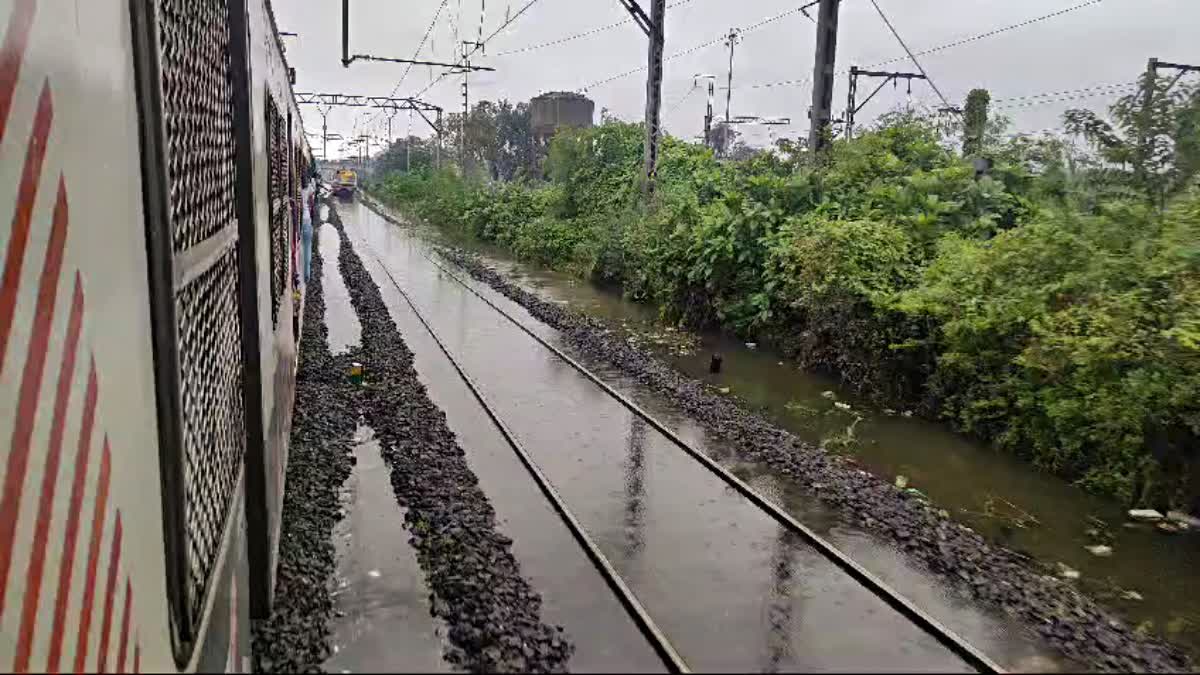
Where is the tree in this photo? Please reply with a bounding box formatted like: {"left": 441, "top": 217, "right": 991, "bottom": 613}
{"left": 441, "top": 99, "right": 537, "bottom": 180}
{"left": 491, "top": 100, "right": 535, "bottom": 180}
{"left": 374, "top": 135, "right": 436, "bottom": 175}
{"left": 962, "top": 88, "right": 990, "bottom": 157}
{"left": 709, "top": 121, "right": 740, "bottom": 157}
{"left": 1063, "top": 72, "right": 1200, "bottom": 203}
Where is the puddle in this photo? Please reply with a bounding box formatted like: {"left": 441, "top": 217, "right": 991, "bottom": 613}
{"left": 324, "top": 423, "right": 450, "bottom": 673}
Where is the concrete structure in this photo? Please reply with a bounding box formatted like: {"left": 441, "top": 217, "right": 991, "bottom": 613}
{"left": 530, "top": 91, "right": 595, "bottom": 143}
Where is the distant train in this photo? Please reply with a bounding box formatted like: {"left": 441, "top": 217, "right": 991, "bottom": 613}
{"left": 1, "top": 0, "right": 312, "bottom": 671}
{"left": 332, "top": 168, "right": 358, "bottom": 198}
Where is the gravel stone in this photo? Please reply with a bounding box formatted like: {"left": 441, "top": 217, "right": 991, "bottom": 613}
{"left": 434, "top": 245, "right": 1191, "bottom": 673}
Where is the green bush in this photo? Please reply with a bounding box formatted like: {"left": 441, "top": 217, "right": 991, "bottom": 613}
{"left": 899, "top": 197, "right": 1200, "bottom": 503}
{"left": 370, "top": 113, "right": 1200, "bottom": 510}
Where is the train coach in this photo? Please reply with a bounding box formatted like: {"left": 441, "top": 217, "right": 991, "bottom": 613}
{"left": 1, "top": 0, "right": 314, "bottom": 670}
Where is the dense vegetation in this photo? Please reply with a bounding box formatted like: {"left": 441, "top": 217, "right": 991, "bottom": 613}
{"left": 372, "top": 79, "right": 1200, "bottom": 512}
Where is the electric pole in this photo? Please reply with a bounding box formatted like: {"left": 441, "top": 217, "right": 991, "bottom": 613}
{"left": 807, "top": 0, "right": 840, "bottom": 152}
{"left": 1137, "top": 57, "right": 1200, "bottom": 194}
{"left": 615, "top": 0, "right": 666, "bottom": 197}
{"left": 642, "top": 0, "right": 666, "bottom": 199}
{"left": 460, "top": 40, "right": 485, "bottom": 172}
{"left": 695, "top": 74, "right": 716, "bottom": 149}
{"left": 461, "top": 43, "right": 469, "bottom": 170}
{"left": 724, "top": 28, "right": 740, "bottom": 126}
{"left": 318, "top": 105, "right": 332, "bottom": 161}
{"left": 406, "top": 109, "right": 413, "bottom": 173}
{"left": 845, "top": 66, "right": 926, "bottom": 140}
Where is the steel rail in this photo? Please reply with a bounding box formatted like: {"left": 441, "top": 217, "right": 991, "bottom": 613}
{"left": 364, "top": 250, "right": 691, "bottom": 674}
{"left": 420, "top": 250, "right": 1004, "bottom": 675}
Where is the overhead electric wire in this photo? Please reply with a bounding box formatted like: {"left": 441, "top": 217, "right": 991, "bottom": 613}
{"left": 580, "top": 3, "right": 810, "bottom": 92}
{"left": 497, "top": 16, "right": 632, "bottom": 56}
{"left": 733, "top": 0, "right": 1109, "bottom": 92}
{"left": 364, "top": 0, "right": 452, "bottom": 127}
{"left": 583, "top": 35, "right": 724, "bottom": 91}
{"left": 989, "top": 81, "right": 1137, "bottom": 105}
{"left": 866, "top": 0, "right": 950, "bottom": 108}
{"left": 666, "top": 83, "right": 698, "bottom": 115}
{"left": 494, "top": 0, "right": 701, "bottom": 57}
{"left": 412, "top": 0, "right": 545, "bottom": 99}
{"left": 992, "top": 83, "right": 1138, "bottom": 110}
{"left": 874, "top": 0, "right": 1109, "bottom": 70}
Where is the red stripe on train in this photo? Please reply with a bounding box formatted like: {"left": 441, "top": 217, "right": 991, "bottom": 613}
{"left": 73, "top": 440, "right": 111, "bottom": 674}
{"left": 13, "top": 273, "right": 82, "bottom": 672}
{"left": 96, "top": 512, "right": 122, "bottom": 673}
{"left": 0, "top": 173, "right": 67, "bottom": 619}
{"left": 116, "top": 579, "right": 131, "bottom": 673}
{"left": 0, "top": 0, "right": 37, "bottom": 144}
{"left": 0, "top": 81, "right": 51, "bottom": 376}
{"left": 46, "top": 361, "right": 97, "bottom": 672}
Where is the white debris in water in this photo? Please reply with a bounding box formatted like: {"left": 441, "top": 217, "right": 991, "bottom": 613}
{"left": 1056, "top": 562, "right": 1081, "bottom": 580}
{"left": 1121, "top": 590, "right": 1144, "bottom": 601}
{"left": 367, "top": 569, "right": 382, "bottom": 578}
{"left": 746, "top": 342, "right": 758, "bottom": 349}
{"left": 1085, "top": 544, "right": 1114, "bottom": 557}
{"left": 821, "top": 390, "right": 836, "bottom": 400}
{"left": 1127, "top": 509, "right": 1165, "bottom": 522}
{"left": 1156, "top": 521, "right": 1186, "bottom": 535}
{"left": 1167, "top": 511, "right": 1200, "bottom": 528}
{"left": 834, "top": 401, "right": 851, "bottom": 411}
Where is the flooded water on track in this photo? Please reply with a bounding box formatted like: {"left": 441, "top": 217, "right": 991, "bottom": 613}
{"left": 324, "top": 424, "right": 451, "bottom": 673}
{"left": 318, "top": 218, "right": 361, "bottom": 354}
{"left": 334, "top": 199, "right": 1074, "bottom": 672}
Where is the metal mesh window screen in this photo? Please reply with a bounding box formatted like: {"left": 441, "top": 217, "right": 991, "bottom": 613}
{"left": 156, "top": 0, "right": 246, "bottom": 627}
{"left": 157, "top": 0, "right": 237, "bottom": 254}
{"left": 293, "top": 147, "right": 302, "bottom": 228}
{"left": 266, "top": 95, "right": 288, "bottom": 326}
{"left": 176, "top": 247, "right": 246, "bottom": 620}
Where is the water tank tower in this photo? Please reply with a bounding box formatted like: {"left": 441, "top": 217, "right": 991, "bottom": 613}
{"left": 530, "top": 91, "right": 595, "bottom": 144}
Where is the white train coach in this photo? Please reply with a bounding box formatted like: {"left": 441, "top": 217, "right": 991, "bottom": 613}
{"left": 0, "top": 0, "right": 313, "bottom": 670}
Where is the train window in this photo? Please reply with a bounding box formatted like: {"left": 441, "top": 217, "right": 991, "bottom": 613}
{"left": 266, "top": 94, "right": 288, "bottom": 328}
{"left": 175, "top": 250, "right": 245, "bottom": 624}
{"left": 132, "top": 0, "right": 249, "bottom": 660}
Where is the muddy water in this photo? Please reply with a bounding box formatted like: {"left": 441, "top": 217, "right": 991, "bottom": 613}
{"left": 317, "top": 219, "right": 362, "bottom": 353}
{"left": 337, "top": 200, "right": 1070, "bottom": 672}
{"left": 397, "top": 206, "right": 1200, "bottom": 662}
{"left": 324, "top": 425, "right": 452, "bottom": 673}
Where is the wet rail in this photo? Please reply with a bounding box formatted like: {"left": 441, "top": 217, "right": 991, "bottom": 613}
{"left": 372, "top": 255, "right": 690, "bottom": 673}
{"left": 415, "top": 252, "right": 1004, "bottom": 674}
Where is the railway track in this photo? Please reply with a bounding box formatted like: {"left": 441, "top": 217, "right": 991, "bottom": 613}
{"left": 349, "top": 224, "right": 1004, "bottom": 673}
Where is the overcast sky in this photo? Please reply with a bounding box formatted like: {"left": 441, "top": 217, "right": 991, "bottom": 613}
{"left": 273, "top": 0, "right": 1199, "bottom": 159}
